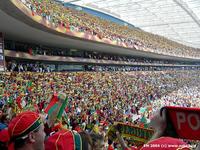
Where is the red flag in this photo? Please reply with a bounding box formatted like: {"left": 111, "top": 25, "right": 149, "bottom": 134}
{"left": 16, "top": 96, "right": 22, "bottom": 110}
{"left": 44, "top": 95, "right": 59, "bottom": 113}
{"left": 28, "top": 48, "right": 33, "bottom": 55}
{"left": 34, "top": 104, "right": 39, "bottom": 113}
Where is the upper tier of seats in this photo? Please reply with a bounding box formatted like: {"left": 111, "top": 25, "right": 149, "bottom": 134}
{"left": 19, "top": 0, "right": 200, "bottom": 58}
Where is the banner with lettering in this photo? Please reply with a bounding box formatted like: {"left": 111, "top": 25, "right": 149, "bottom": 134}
{"left": 162, "top": 106, "right": 200, "bottom": 140}
{"left": 107, "top": 122, "right": 154, "bottom": 143}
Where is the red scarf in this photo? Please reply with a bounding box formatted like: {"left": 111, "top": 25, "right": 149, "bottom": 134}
{"left": 163, "top": 106, "right": 200, "bottom": 140}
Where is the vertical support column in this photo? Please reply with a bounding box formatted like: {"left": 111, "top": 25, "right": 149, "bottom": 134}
{"left": 55, "top": 64, "right": 59, "bottom": 72}
{"left": 0, "top": 32, "right": 5, "bottom": 72}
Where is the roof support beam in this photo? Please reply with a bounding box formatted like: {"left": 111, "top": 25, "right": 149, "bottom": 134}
{"left": 173, "top": 0, "right": 200, "bottom": 28}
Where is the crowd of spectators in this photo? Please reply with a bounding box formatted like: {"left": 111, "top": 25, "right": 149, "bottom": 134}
{"left": 34, "top": 49, "right": 177, "bottom": 65}
{"left": 88, "top": 65, "right": 200, "bottom": 72}
{"left": 19, "top": 0, "right": 200, "bottom": 58}
{"left": 5, "top": 60, "right": 199, "bottom": 72}
{"left": 6, "top": 61, "right": 52, "bottom": 72}
{"left": 2, "top": 1, "right": 200, "bottom": 148}
{"left": 84, "top": 52, "right": 167, "bottom": 64}
{"left": 1, "top": 70, "right": 200, "bottom": 149}
{"left": 27, "top": 47, "right": 178, "bottom": 65}
{"left": 6, "top": 40, "right": 190, "bottom": 66}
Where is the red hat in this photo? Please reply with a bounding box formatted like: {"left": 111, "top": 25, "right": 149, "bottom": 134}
{"left": 45, "top": 130, "right": 82, "bottom": 150}
{"left": 0, "top": 129, "right": 10, "bottom": 142}
{"left": 8, "top": 111, "right": 42, "bottom": 141}
{"left": 140, "top": 137, "right": 190, "bottom": 150}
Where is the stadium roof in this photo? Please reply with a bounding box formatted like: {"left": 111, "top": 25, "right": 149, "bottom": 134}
{"left": 63, "top": 0, "right": 200, "bottom": 48}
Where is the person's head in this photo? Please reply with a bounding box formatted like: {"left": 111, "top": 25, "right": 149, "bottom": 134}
{"left": 45, "top": 130, "right": 104, "bottom": 150}
{"left": 80, "top": 132, "right": 104, "bottom": 150}
{"left": 91, "top": 136, "right": 104, "bottom": 150}
{"left": 8, "top": 111, "right": 45, "bottom": 150}
{"left": 45, "top": 130, "right": 81, "bottom": 150}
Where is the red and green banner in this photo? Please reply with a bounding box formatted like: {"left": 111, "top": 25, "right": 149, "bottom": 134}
{"left": 57, "top": 97, "right": 68, "bottom": 120}
{"left": 44, "top": 94, "right": 68, "bottom": 121}
{"left": 107, "top": 122, "right": 154, "bottom": 143}
{"left": 44, "top": 95, "right": 59, "bottom": 115}
{"left": 163, "top": 106, "right": 200, "bottom": 140}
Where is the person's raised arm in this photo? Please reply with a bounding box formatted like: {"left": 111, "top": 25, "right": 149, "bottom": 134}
{"left": 149, "top": 108, "right": 167, "bottom": 141}
{"left": 116, "top": 131, "right": 128, "bottom": 150}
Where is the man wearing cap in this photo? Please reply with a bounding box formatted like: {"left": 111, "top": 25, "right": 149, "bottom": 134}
{"left": 8, "top": 111, "right": 45, "bottom": 150}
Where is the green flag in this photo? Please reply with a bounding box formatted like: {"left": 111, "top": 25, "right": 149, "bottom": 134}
{"left": 57, "top": 97, "right": 68, "bottom": 120}
{"left": 8, "top": 96, "right": 13, "bottom": 104}
{"left": 70, "top": 26, "right": 75, "bottom": 32}
{"left": 27, "top": 81, "right": 32, "bottom": 87}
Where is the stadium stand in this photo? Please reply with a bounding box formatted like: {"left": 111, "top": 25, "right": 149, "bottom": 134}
{"left": 1, "top": 0, "right": 200, "bottom": 150}
{"left": 18, "top": 0, "right": 200, "bottom": 58}
{"left": 1, "top": 71, "right": 200, "bottom": 149}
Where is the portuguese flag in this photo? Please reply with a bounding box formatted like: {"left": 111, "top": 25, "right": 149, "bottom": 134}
{"left": 27, "top": 81, "right": 33, "bottom": 92}
{"left": 57, "top": 97, "right": 68, "bottom": 120}
{"left": 44, "top": 95, "right": 59, "bottom": 115}
{"left": 44, "top": 95, "right": 68, "bottom": 120}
